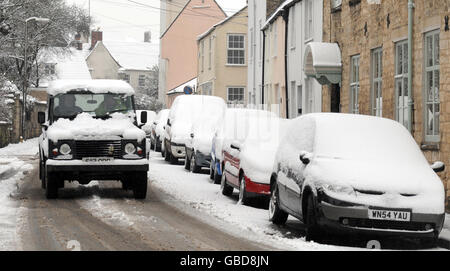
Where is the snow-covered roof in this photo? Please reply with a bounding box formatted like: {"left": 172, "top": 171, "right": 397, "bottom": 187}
{"left": 167, "top": 77, "right": 197, "bottom": 95}
{"left": 262, "top": 0, "right": 294, "bottom": 30}
{"left": 100, "top": 41, "right": 159, "bottom": 71}
{"left": 47, "top": 80, "right": 135, "bottom": 96}
{"left": 38, "top": 47, "right": 92, "bottom": 87}
{"left": 197, "top": 5, "right": 248, "bottom": 41}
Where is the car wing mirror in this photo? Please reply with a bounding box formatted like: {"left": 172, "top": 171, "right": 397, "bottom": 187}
{"left": 230, "top": 142, "right": 241, "bottom": 151}
{"left": 140, "top": 111, "right": 148, "bottom": 124}
{"left": 299, "top": 151, "right": 313, "bottom": 165}
{"left": 431, "top": 161, "right": 445, "bottom": 173}
{"left": 190, "top": 133, "right": 194, "bottom": 138}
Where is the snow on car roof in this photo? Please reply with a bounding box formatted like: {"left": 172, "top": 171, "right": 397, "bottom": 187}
{"left": 47, "top": 80, "right": 135, "bottom": 96}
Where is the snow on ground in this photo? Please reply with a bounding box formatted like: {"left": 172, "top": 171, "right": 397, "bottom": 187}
{"left": 0, "top": 138, "right": 38, "bottom": 250}
{"left": 148, "top": 151, "right": 358, "bottom": 251}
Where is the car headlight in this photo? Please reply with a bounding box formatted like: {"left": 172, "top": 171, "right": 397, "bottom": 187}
{"left": 124, "top": 143, "right": 136, "bottom": 154}
{"left": 321, "top": 183, "right": 355, "bottom": 196}
{"left": 59, "top": 143, "right": 72, "bottom": 155}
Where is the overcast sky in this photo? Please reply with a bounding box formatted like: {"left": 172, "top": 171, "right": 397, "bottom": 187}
{"left": 66, "top": 0, "right": 247, "bottom": 42}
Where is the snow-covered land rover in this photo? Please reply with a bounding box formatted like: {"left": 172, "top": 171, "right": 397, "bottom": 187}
{"left": 38, "top": 80, "right": 149, "bottom": 199}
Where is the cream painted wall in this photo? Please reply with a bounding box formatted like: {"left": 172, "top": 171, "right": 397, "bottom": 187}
{"left": 86, "top": 42, "right": 121, "bottom": 80}
{"left": 197, "top": 7, "right": 248, "bottom": 105}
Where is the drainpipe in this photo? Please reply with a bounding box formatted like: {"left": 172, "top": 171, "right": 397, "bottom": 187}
{"left": 282, "top": 9, "right": 289, "bottom": 119}
{"left": 407, "top": 0, "right": 414, "bottom": 133}
{"left": 261, "top": 30, "right": 266, "bottom": 105}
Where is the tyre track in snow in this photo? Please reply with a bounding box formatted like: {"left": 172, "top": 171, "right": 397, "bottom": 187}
{"left": 16, "top": 161, "right": 270, "bottom": 251}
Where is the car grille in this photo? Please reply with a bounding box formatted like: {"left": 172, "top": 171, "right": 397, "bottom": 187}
{"left": 344, "top": 218, "right": 433, "bottom": 232}
{"left": 74, "top": 140, "right": 122, "bottom": 159}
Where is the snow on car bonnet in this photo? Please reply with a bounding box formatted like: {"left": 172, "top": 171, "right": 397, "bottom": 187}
{"left": 47, "top": 80, "right": 135, "bottom": 96}
{"left": 47, "top": 113, "right": 146, "bottom": 142}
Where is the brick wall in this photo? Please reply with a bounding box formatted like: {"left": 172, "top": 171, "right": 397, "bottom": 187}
{"left": 322, "top": 0, "right": 450, "bottom": 211}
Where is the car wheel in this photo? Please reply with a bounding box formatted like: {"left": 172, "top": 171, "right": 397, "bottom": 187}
{"left": 190, "top": 154, "right": 201, "bottom": 173}
{"left": 305, "top": 194, "right": 322, "bottom": 242}
{"left": 238, "top": 175, "right": 249, "bottom": 205}
{"left": 164, "top": 147, "right": 170, "bottom": 162}
{"left": 184, "top": 151, "right": 191, "bottom": 170}
{"left": 209, "top": 161, "right": 215, "bottom": 180}
{"left": 221, "top": 172, "right": 233, "bottom": 196}
{"left": 133, "top": 172, "right": 148, "bottom": 199}
{"left": 45, "top": 172, "right": 58, "bottom": 199}
{"left": 269, "top": 181, "right": 288, "bottom": 225}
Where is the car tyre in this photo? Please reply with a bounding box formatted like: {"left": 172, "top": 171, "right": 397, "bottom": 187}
{"left": 305, "top": 194, "right": 322, "bottom": 242}
{"left": 238, "top": 175, "right": 250, "bottom": 205}
{"left": 45, "top": 172, "right": 58, "bottom": 199}
{"left": 221, "top": 172, "right": 233, "bottom": 196}
{"left": 190, "top": 154, "right": 201, "bottom": 173}
{"left": 133, "top": 172, "right": 148, "bottom": 199}
{"left": 269, "top": 181, "right": 288, "bottom": 225}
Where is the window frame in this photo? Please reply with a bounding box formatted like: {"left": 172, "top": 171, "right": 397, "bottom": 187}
{"left": 423, "top": 30, "right": 440, "bottom": 143}
{"left": 371, "top": 47, "right": 383, "bottom": 117}
{"left": 394, "top": 40, "right": 409, "bottom": 128}
{"left": 227, "top": 34, "right": 246, "bottom": 66}
{"left": 305, "top": 0, "right": 313, "bottom": 41}
{"left": 227, "top": 86, "right": 245, "bottom": 105}
{"left": 350, "top": 55, "right": 360, "bottom": 114}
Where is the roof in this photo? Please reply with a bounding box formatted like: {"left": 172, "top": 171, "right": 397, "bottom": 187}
{"left": 167, "top": 77, "right": 197, "bottom": 95}
{"left": 38, "top": 47, "right": 92, "bottom": 87}
{"left": 47, "top": 80, "right": 135, "bottom": 96}
{"left": 160, "top": 0, "right": 228, "bottom": 39}
{"left": 262, "top": 0, "right": 298, "bottom": 30}
{"left": 197, "top": 5, "right": 248, "bottom": 41}
{"left": 100, "top": 41, "right": 159, "bottom": 71}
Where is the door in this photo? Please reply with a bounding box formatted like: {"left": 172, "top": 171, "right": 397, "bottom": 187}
{"left": 330, "top": 84, "right": 340, "bottom": 113}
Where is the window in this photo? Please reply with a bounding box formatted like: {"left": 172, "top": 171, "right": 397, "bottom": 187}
{"left": 272, "top": 22, "right": 277, "bottom": 57}
{"left": 395, "top": 40, "right": 409, "bottom": 128}
{"left": 424, "top": 30, "right": 440, "bottom": 142}
{"left": 227, "top": 87, "right": 245, "bottom": 105}
{"left": 290, "top": 81, "right": 297, "bottom": 118}
{"left": 305, "top": 0, "right": 313, "bottom": 40}
{"left": 208, "top": 37, "right": 212, "bottom": 70}
{"left": 201, "top": 40, "right": 205, "bottom": 72}
{"left": 290, "top": 5, "right": 296, "bottom": 48}
{"left": 138, "top": 75, "right": 146, "bottom": 87}
{"left": 227, "top": 34, "right": 245, "bottom": 65}
{"left": 44, "top": 63, "right": 56, "bottom": 76}
{"left": 122, "top": 73, "right": 130, "bottom": 83}
{"left": 371, "top": 48, "right": 383, "bottom": 117}
{"left": 350, "top": 55, "right": 360, "bottom": 114}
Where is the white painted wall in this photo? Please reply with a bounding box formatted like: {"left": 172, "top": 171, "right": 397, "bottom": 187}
{"left": 247, "top": 0, "right": 266, "bottom": 106}
{"left": 287, "top": 0, "right": 323, "bottom": 118}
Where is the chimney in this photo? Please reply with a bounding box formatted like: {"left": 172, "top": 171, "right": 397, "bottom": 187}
{"left": 90, "top": 30, "right": 103, "bottom": 50}
{"left": 75, "top": 33, "right": 82, "bottom": 50}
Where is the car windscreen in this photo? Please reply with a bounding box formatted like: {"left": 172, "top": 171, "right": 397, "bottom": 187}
{"left": 52, "top": 93, "right": 134, "bottom": 119}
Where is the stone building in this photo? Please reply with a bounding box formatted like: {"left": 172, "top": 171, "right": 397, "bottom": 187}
{"left": 321, "top": 0, "right": 450, "bottom": 209}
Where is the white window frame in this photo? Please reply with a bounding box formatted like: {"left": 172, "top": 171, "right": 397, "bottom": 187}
{"left": 350, "top": 55, "right": 360, "bottom": 114}
{"left": 371, "top": 47, "right": 383, "bottom": 117}
{"left": 201, "top": 40, "right": 205, "bottom": 72}
{"left": 122, "top": 73, "right": 130, "bottom": 83}
{"left": 208, "top": 37, "right": 212, "bottom": 70}
{"left": 423, "top": 30, "right": 440, "bottom": 142}
{"left": 138, "top": 74, "right": 146, "bottom": 87}
{"left": 290, "top": 5, "right": 296, "bottom": 49}
{"left": 227, "top": 34, "right": 245, "bottom": 65}
{"left": 395, "top": 40, "right": 409, "bottom": 128}
{"left": 227, "top": 87, "right": 245, "bottom": 105}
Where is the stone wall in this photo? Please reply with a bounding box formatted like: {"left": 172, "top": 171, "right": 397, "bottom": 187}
{"left": 322, "top": 0, "right": 450, "bottom": 210}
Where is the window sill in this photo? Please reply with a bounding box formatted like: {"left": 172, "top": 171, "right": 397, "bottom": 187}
{"left": 421, "top": 143, "right": 440, "bottom": 151}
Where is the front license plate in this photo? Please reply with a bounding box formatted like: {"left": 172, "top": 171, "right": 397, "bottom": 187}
{"left": 82, "top": 157, "right": 114, "bottom": 163}
{"left": 368, "top": 209, "right": 411, "bottom": 222}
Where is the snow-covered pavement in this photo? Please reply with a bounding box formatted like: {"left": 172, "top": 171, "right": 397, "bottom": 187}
{"left": 0, "top": 138, "right": 38, "bottom": 250}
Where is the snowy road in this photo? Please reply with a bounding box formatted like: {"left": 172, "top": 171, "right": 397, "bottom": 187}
{"left": 15, "top": 161, "right": 270, "bottom": 251}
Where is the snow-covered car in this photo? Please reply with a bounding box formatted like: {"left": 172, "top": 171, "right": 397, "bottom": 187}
{"left": 150, "top": 109, "right": 170, "bottom": 153}
{"left": 220, "top": 109, "right": 284, "bottom": 206}
{"left": 37, "top": 80, "right": 149, "bottom": 199}
{"left": 164, "top": 95, "right": 221, "bottom": 164}
{"left": 269, "top": 113, "right": 446, "bottom": 243}
{"left": 184, "top": 97, "right": 226, "bottom": 173}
